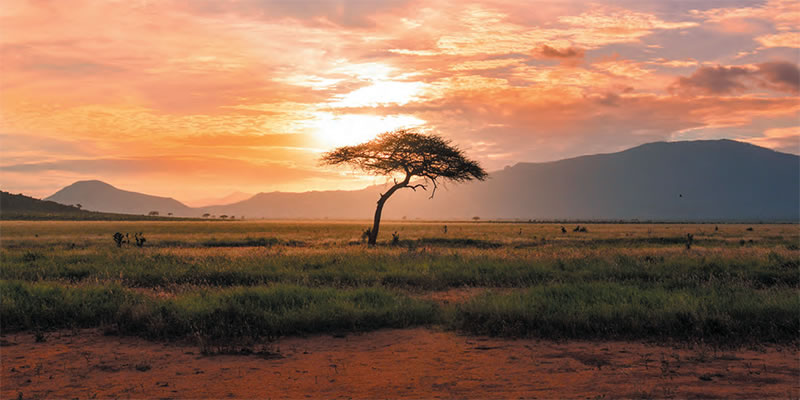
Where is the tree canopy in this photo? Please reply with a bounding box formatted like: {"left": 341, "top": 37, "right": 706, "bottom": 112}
{"left": 320, "top": 129, "right": 487, "bottom": 245}
{"left": 320, "top": 129, "right": 487, "bottom": 198}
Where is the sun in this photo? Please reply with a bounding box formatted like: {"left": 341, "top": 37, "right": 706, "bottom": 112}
{"left": 311, "top": 112, "right": 425, "bottom": 148}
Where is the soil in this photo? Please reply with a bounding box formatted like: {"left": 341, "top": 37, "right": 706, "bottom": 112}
{"left": 2, "top": 329, "right": 798, "bottom": 399}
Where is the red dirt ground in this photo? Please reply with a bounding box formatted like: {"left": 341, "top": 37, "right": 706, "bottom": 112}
{"left": 2, "top": 328, "right": 798, "bottom": 399}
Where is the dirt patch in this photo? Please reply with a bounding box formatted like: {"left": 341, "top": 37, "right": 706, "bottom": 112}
{"left": 2, "top": 329, "right": 798, "bottom": 399}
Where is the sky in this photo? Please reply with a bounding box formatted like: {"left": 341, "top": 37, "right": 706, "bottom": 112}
{"left": 1, "top": 0, "right": 798, "bottom": 205}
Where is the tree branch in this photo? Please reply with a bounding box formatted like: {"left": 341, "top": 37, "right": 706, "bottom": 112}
{"left": 428, "top": 177, "right": 438, "bottom": 199}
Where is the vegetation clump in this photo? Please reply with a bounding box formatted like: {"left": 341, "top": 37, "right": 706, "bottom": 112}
{"left": 134, "top": 232, "right": 146, "bottom": 247}
{"left": 112, "top": 232, "right": 125, "bottom": 247}
{"left": 112, "top": 232, "right": 146, "bottom": 247}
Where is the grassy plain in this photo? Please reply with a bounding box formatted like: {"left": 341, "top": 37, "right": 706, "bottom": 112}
{"left": 1, "top": 220, "right": 798, "bottom": 346}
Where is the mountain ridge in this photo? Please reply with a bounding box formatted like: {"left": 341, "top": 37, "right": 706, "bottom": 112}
{"left": 40, "top": 140, "right": 800, "bottom": 222}
{"left": 45, "top": 180, "right": 193, "bottom": 216}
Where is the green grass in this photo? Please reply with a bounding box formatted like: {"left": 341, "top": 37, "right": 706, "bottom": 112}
{"left": 449, "top": 283, "right": 799, "bottom": 344}
{"left": 2, "top": 247, "right": 796, "bottom": 290}
{"left": 1, "top": 220, "right": 798, "bottom": 345}
{"left": 0, "top": 280, "right": 437, "bottom": 340}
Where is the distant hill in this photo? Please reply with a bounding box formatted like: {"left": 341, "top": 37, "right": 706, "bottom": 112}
{"left": 187, "top": 191, "right": 253, "bottom": 208}
{"left": 1, "top": 191, "right": 92, "bottom": 219}
{"left": 201, "top": 140, "right": 799, "bottom": 222}
{"left": 416, "top": 139, "right": 798, "bottom": 221}
{"left": 44, "top": 140, "right": 800, "bottom": 222}
{"left": 45, "top": 180, "right": 193, "bottom": 216}
{"left": 0, "top": 191, "right": 179, "bottom": 220}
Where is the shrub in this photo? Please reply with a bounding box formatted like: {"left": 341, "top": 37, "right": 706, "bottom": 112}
{"left": 113, "top": 232, "right": 125, "bottom": 247}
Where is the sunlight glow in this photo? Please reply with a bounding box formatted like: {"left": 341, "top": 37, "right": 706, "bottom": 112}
{"left": 310, "top": 113, "right": 425, "bottom": 147}
{"left": 330, "top": 80, "right": 426, "bottom": 108}
{"left": 327, "top": 62, "right": 427, "bottom": 108}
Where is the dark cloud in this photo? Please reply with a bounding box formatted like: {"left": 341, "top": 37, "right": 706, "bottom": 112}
{"left": 539, "top": 45, "right": 584, "bottom": 59}
{"left": 671, "top": 61, "right": 800, "bottom": 95}
{"left": 671, "top": 65, "right": 751, "bottom": 94}
{"left": 757, "top": 61, "right": 800, "bottom": 93}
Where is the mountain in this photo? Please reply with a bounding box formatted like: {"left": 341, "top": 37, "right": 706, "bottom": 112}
{"left": 45, "top": 180, "right": 193, "bottom": 216}
{"left": 1, "top": 191, "right": 92, "bottom": 219}
{"left": 202, "top": 140, "right": 799, "bottom": 222}
{"left": 45, "top": 140, "right": 800, "bottom": 221}
{"left": 199, "top": 189, "right": 375, "bottom": 219}
{"left": 371, "top": 139, "right": 799, "bottom": 221}
{"left": 186, "top": 191, "right": 253, "bottom": 208}
{"left": 0, "top": 191, "right": 176, "bottom": 220}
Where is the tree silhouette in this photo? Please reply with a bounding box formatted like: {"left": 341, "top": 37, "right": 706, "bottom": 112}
{"left": 321, "top": 129, "right": 487, "bottom": 245}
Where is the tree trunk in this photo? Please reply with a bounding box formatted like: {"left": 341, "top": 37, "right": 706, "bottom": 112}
{"left": 368, "top": 196, "right": 388, "bottom": 246}
{"left": 367, "top": 175, "right": 410, "bottom": 246}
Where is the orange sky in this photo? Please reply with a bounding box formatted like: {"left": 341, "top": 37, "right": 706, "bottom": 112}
{"left": 1, "top": 0, "right": 798, "bottom": 205}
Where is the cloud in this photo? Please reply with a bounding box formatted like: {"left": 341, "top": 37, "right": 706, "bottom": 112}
{"left": 388, "top": 4, "right": 698, "bottom": 57}
{"left": 755, "top": 32, "right": 800, "bottom": 48}
{"left": 693, "top": 0, "right": 799, "bottom": 49}
{"left": 0, "top": 157, "right": 330, "bottom": 181}
{"left": 671, "top": 65, "right": 752, "bottom": 94}
{"left": 647, "top": 58, "right": 698, "bottom": 68}
{"left": 172, "top": 0, "right": 414, "bottom": 28}
{"left": 539, "top": 45, "right": 584, "bottom": 59}
{"left": 670, "top": 61, "right": 800, "bottom": 95}
{"left": 166, "top": 133, "right": 313, "bottom": 149}
{"left": 449, "top": 58, "right": 522, "bottom": 71}
{"left": 693, "top": 0, "right": 799, "bottom": 32}
{"left": 742, "top": 126, "right": 800, "bottom": 154}
{"left": 593, "top": 58, "right": 653, "bottom": 79}
{"left": 0, "top": 133, "right": 95, "bottom": 162}
{"left": 757, "top": 61, "right": 800, "bottom": 93}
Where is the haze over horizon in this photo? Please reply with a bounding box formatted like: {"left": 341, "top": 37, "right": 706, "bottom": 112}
{"left": 1, "top": 0, "right": 798, "bottom": 205}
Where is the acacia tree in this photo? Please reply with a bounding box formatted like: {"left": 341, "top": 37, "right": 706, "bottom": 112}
{"left": 320, "top": 129, "right": 487, "bottom": 246}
